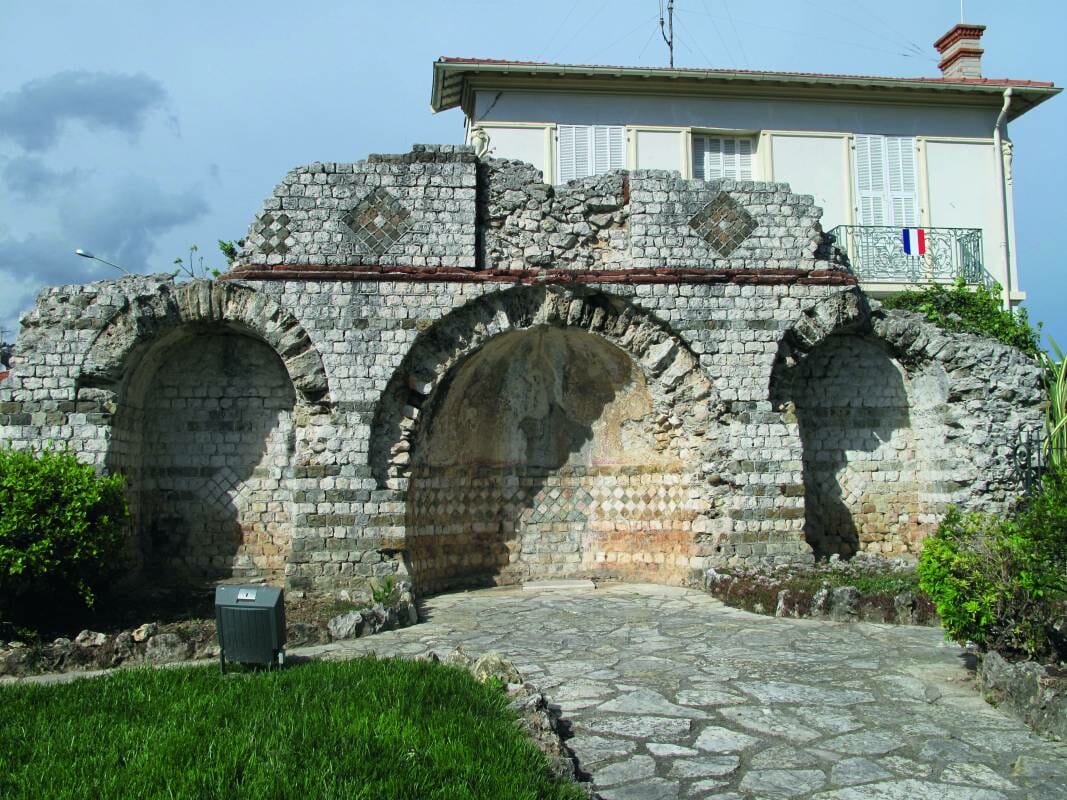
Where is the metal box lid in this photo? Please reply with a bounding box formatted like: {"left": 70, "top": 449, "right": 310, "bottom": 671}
{"left": 215, "top": 584, "right": 284, "bottom": 610}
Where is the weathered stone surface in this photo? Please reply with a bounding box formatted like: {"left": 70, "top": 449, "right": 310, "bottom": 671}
{"left": 144, "top": 633, "right": 191, "bottom": 664}
{"left": 471, "top": 652, "right": 522, "bottom": 684}
{"left": 829, "top": 757, "right": 892, "bottom": 786}
{"left": 693, "top": 726, "right": 759, "bottom": 752}
{"left": 811, "top": 779, "right": 1007, "bottom": 799}
{"left": 977, "top": 651, "right": 1067, "bottom": 741}
{"left": 668, "top": 756, "right": 741, "bottom": 779}
{"left": 599, "top": 689, "right": 706, "bottom": 719}
{"left": 594, "top": 755, "right": 656, "bottom": 786}
{"left": 599, "top": 777, "right": 679, "bottom": 800}
{"left": 739, "top": 768, "right": 826, "bottom": 797}
{"left": 580, "top": 715, "right": 692, "bottom": 741}
{"left": 131, "top": 623, "right": 157, "bottom": 643}
{"left": 74, "top": 630, "right": 107, "bottom": 647}
{"left": 327, "top": 611, "right": 364, "bottom": 641}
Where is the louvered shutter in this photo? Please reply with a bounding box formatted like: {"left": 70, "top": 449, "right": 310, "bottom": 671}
{"left": 573, "top": 126, "right": 591, "bottom": 178}
{"left": 885, "top": 136, "right": 919, "bottom": 227}
{"left": 607, "top": 126, "right": 625, "bottom": 170}
{"left": 558, "top": 125, "right": 577, "bottom": 183}
{"left": 692, "top": 136, "right": 753, "bottom": 180}
{"left": 854, "top": 134, "right": 887, "bottom": 226}
{"left": 722, "top": 138, "right": 738, "bottom": 178}
{"left": 737, "top": 138, "right": 753, "bottom": 180}
{"left": 559, "top": 125, "right": 623, "bottom": 182}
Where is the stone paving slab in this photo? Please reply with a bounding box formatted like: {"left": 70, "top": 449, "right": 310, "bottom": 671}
{"left": 313, "top": 583, "right": 1067, "bottom": 799}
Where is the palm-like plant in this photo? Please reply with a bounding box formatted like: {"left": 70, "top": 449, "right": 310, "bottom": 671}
{"left": 1041, "top": 337, "right": 1066, "bottom": 475}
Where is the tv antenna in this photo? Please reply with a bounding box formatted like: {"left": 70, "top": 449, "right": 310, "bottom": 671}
{"left": 659, "top": 0, "right": 675, "bottom": 67}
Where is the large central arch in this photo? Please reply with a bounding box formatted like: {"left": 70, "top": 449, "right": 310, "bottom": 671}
{"left": 370, "top": 286, "right": 725, "bottom": 592}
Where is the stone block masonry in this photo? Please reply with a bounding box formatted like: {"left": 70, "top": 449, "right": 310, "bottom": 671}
{"left": 0, "top": 145, "right": 1045, "bottom": 595}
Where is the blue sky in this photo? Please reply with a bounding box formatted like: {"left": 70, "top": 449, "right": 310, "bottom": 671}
{"left": 0, "top": 0, "right": 1063, "bottom": 347}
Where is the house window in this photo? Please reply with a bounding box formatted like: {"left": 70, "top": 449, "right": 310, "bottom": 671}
{"left": 556, "top": 125, "right": 625, "bottom": 183}
{"left": 692, "top": 135, "right": 755, "bottom": 181}
{"left": 853, "top": 134, "right": 919, "bottom": 227}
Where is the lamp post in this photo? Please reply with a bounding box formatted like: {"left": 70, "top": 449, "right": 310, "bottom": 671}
{"left": 74, "top": 249, "right": 131, "bottom": 276}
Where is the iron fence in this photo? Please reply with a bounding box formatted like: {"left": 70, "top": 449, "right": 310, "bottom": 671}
{"left": 826, "top": 225, "right": 986, "bottom": 285}
{"left": 1012, "top": 429, "right": 1065, "bottom": 495}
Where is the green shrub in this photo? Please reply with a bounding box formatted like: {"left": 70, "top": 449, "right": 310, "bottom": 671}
{"left": 918, "top": 476, "right": 1067, "bottom": 662}
{"left": 882, "top": 279, "right": 1041, "bottom": 357}
{"left": 0, "top": 448, "right": 129, "bottom": 621}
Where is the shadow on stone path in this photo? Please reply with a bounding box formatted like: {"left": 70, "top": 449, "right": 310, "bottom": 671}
{"left": 302, "top": 583, "right": 1067, "bottom": 799}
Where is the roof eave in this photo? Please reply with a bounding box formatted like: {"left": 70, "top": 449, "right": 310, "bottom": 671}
{"left": 431, "top": 60, "right": 1060, "bottom": 121}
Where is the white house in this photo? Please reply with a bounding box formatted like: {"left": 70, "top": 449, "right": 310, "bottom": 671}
{"left": 430, "top": 24, "right": 1059, "bottom": 304}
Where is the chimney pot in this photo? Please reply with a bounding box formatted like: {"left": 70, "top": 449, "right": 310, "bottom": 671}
{"left": 934, "top": 23, "right": 986, "bottom": 79}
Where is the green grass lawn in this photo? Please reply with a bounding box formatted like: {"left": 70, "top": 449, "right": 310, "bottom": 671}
{"left": 0, "top": 657, "right": 585, "bottom": 800}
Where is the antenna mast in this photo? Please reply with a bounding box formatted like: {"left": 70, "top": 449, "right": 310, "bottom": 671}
{"left": 659, "top": 0, "right": 675, "bottom": 67}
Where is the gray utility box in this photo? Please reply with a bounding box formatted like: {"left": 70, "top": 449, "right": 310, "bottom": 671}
{"left": 215, "top": 585, "right": 286, "bottom": 673}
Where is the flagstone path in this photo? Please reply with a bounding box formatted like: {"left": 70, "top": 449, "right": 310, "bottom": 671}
{"left": 304, "top": 582, "right": 1067, "bottom": 799}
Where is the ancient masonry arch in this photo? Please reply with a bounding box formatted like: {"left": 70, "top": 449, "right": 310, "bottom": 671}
{"left": 79, "top": 281, "right": 328, "bottom": 404}
{"left": 80, "top": 281, "right": 329, "bottom": 582}
{"left": 768, "top": 287, "right": 1039, "bottom": 559}
{"left": 370, "top": 285, "right": 726, "bottom": 591}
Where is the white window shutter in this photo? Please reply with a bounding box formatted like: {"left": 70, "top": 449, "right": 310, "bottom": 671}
{"left": 886, "top": 136, "right": 919, "bottom": 227}
{"left": 574, "top": 126, "right": 591, "bottom": 178}
{"left": 723, "top": 138, "right": 739, "bottom": 178}
{"left": 692, "top": 136, "right": 707, "bottom": 179}
{"left": 607, "top": 126, "right": 625, "bottom": 170}
{"left": 558, "top": 125, "right": 577, "bottom": 183}
{"left": 558, "top": 125, "right": 622, "bottom": 182}
{"left": 737, "top": 138, "right": 753, "bottom": 180}
{"left": 854, "top": 134, "right": 887, "bottom": 226}
{"left": 693, "top": 135, "right": 753, "bottom": 181}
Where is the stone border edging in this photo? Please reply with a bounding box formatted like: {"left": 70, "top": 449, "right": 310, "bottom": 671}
{"left": 704, "top": 567, "right": 939, "bottom": 626}
{"left": 0, "top": 585, "right": 420, "bottom": 679}
{"left": 416, "top": 646, "right": 600, "bottom": 799}
{"left": 978, "top": 651, "right": 1067, "bottom": 741}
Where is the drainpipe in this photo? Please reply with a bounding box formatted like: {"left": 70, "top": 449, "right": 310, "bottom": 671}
{"left": 992, "top": 87, "right": 1013, "bottom": 309}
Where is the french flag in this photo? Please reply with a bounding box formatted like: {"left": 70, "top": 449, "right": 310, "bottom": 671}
{"left": 902, "top": 228, "right": 926, "bottom": 256}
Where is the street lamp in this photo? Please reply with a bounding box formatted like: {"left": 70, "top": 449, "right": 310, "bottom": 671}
{"left": 75, "top": 249, "right": 131, "bottom": 276}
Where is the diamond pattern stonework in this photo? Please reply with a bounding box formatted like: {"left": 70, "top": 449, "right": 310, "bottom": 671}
{"left": 689, "top": 192, "right": 758, "bottom": 257}
{"left": 342, "top": 188, "right": 413, "bottom": 255}
{"left": 255, "top": 213, "right": 292, "bottom": 256}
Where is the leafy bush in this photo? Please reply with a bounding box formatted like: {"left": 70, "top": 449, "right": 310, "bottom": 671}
{"left": 918, "top": 476, "right": 1067, "bottom": 662}
{"left": 0, "top": 448, "right": 129, "bottom": 622}
{"left": 882, "top": 279, "right": 1041, "bottom": 357}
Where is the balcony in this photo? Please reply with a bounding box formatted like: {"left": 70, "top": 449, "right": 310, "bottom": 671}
{"left": 826, "top": 225, "right": 985, "bottom": 286}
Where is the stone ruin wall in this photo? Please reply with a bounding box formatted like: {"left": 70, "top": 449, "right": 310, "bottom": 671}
{"left": 0, "top": 145, "right": 1045, "bottom": 596}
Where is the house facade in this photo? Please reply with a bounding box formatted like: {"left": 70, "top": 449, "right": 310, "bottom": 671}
{"left": 432, "top": 24, "right": 1058, "bottom": 304}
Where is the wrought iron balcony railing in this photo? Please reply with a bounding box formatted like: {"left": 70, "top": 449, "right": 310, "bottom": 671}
{"left": 826, "top": 225, "right": 985, "bottom": 285}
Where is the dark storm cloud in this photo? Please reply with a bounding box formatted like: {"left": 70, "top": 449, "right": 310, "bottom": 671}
{"left": 2, "top": 156, "right": 83, "bottom": 201}
{"left": 0, "top": 177, "right": 208, "bottom": 289}
{"left": 57, "top": 176, "right": 209, "bottom": 269}
{"left": 0, "top": 71, "right": 168, "bottom": 151}
{"left": 0, "top": 232, "right": 103, "bottom": 287}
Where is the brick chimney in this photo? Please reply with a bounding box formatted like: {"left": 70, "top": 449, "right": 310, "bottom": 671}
{"left": 934, "top": 23, "right": 986, "bottom": 79}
